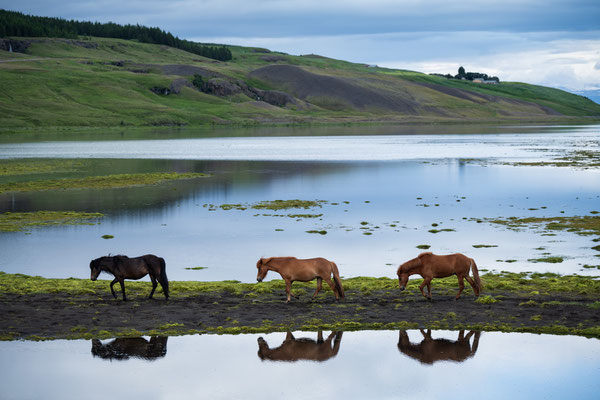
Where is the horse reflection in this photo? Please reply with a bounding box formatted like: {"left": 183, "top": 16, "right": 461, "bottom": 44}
{"left": 91, "top": 336, "right": 168, "bottom": 361}
{"left": 258, "top": 331, "right": 343, "bottom": 362}
{"left": 397, "top": 329, "right": 480, "bottom": 364}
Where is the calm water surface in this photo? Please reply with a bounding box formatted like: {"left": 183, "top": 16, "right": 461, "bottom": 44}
{"left": 0, "top": 124, "right": 599, "bottom": 281}
{"left": 0, "top": 330, "right": 598, "bottom": 399}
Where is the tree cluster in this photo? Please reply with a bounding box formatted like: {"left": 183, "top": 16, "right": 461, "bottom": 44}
{"left": 454, "top": 66, "right": 499, "bottom": 82}
{"left": 0, "top": 9, "right": 232, "bottom": 61}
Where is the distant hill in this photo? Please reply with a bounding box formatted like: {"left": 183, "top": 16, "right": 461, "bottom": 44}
{"left": 1, "top": 14, "right": 599, "bottom": 129}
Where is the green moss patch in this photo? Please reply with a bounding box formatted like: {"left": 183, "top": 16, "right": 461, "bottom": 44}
{"left": 0, "top": 172, "right": 208, "bottom": 194}
{"left": 0, "top": 159, "right": 87, "bottom": 176}
{"left": 0, "top": 211, "right": 104, "bottom": 232}
{"left": 482, "top": 215, "right": 600, "bottom": 236}
{"left": 528, "top": 257, "right": 564, "bottom": 263}
{"left": 252, "top": 199, "right": 325, "bottom": 210}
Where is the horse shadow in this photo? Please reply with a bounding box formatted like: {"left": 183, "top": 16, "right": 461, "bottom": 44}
{"left": 91, "top": 336, "right": 168, "bottom": 361}
{"left": 397, "top": 329, "right": 480, "bottom": 364}
{"left": 257, "top": 331, "right": 343, "bottom": 362}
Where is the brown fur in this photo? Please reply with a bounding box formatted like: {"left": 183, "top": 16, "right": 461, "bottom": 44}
{"left": 257, "top": 331, "right": 342, "bottom": 362}
{"left": 256, "top": 256, "right": 345, "bottom": 302}
{"left": 397, "top": 252, "right": 481, "bottom": 300}
{"left": 398, "top": 329, "right": 480, "bottom": 364}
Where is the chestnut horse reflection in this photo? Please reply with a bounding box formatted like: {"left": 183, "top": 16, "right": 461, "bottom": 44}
{"left": 398, "top": 329, "right": 480, "bottom": 364}
{"left": 90, "top": 254, "right": 169, "bottom": 301}
{"left": 256, "top": 257, "right": 344, "bottom": 302}
{"left": 91, "top": 336, "right": 168, "bottom": 361}
{"left": 258, "top": 331, "right": 343, "bottom": 362}
{"left": 397, "top": 252, "right": 481, "bottom": 300}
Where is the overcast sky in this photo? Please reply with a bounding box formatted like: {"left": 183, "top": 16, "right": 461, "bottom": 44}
{"left": 4, "top": 0, "right": 600, "bottom": 99}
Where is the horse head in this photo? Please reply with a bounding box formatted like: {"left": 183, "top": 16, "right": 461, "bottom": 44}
{"left": 90, "top": 258, "right": 102, "bottom": 281}
{"left": 397, "top": 256, "right": 422, "bottom": 290}
{"left": 256, "top": 258, "right": 271, "bottom": 282}
{"left": 89, "top": 256, "right": 113, "bottom": 281}
{"left": 397, "top": 268, "right": 409, "bottom": 290}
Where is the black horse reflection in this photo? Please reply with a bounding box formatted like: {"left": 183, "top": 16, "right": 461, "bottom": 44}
{"left": 397, "top": 329, "right": 480, "bottom": 364}
{"left": 91, "top": 336, "right": 168, "bottom": 361}
{"left": 258, "top": 331, "right": 342, "bottom": 362}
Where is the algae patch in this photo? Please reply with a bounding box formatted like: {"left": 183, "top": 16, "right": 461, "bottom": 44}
{"left": 481, "top": 215, "right": 600, "bottom": 236}
{"left": 0, "top": 172, "right": 208, "bottom": 194}
{"left": 0, "top": 211, "right": 104, "bottom": 232}
{"left": 0, "top": 159, "right": 87, "bottom": 176}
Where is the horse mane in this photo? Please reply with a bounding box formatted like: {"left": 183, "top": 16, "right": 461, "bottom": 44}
{"left": 261, "top": 257, "right": 273, "bottom": 265}
{"left": 400, "top": 256, "right": 423, "bottom": 272}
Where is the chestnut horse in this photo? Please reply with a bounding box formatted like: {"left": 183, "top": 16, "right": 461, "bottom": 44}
{"left": 398, "top": 329, "right": 480, "bottom": 364}
{"left": 90, "top": 254, "right": 169, "bottom": 301}
{"left": 257, "top": 331, "right": 343, "bottom": 362}
{"left": 397, "top": 252, "right": 481, "bottom": 300}
{"left": 256, "top": 257, "right": 345, "bottom": 302}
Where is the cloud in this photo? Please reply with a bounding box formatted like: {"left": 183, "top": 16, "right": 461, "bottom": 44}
{"left": 3, "top": 0, "right": 600, "bottom": 37}
{"left": 3, "top": 1, "right": 599, "bottom": 92}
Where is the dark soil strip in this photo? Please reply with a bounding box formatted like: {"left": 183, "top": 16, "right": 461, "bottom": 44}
{"left": 2, "top": 289, "right": 599, "bottom": 340}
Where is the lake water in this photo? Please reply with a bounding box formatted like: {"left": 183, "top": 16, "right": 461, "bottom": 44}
{"left": 0, "top": 330, "right": 598, "bottom": 399}
{"left": 0, "top": 124, "right": 599, "bottom": 282}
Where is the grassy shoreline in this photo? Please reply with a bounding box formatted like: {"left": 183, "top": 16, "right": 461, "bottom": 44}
{"left": 0, "top": 171, "right": 208, "bottom": 194}
{"left": 1, "top": 272, "right": 598, "bottom": 341}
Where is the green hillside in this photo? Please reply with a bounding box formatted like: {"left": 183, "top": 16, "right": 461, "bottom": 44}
{"left": 1, "top": 35, "right": 599, "bottom": 130}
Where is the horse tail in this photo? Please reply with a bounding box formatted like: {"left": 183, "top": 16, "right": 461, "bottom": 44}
{"left": 331, "top": 262, "right": 345, "bottom": 299}
{"left": 159, "top": 257, "right": 169, "bottom": 298}
{"left": 470, "top": 258, "right": 482, "bottom": 295}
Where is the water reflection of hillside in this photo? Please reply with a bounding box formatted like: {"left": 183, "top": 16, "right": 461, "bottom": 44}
{"left": 0, "top": 159, "right": 357, "bottom": 214}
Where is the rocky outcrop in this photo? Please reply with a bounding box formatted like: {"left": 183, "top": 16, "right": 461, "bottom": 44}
{"left": 251, "top": 88, "right": 296, "bottom": 107}
{"left": 199, "top": 78, "right": 297, "bottom": 107}
{"left": 150, "top": 87, "right": 171, "bottom": 95}
{"left": 0, "top": 38, "right": 30, "bottom": 53}
{"left": 202, "top": 78, "right": 243, "bottom": 96}
{"left": 169, "top": 78, "right": 193, "bottom": 94}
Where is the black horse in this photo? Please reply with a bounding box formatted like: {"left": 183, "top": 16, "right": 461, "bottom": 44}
{"left": 92, "top": 336, "right": 168, "bottom": 361}
{"left": 90, "top": 254, "right": 169, "bottom": 301}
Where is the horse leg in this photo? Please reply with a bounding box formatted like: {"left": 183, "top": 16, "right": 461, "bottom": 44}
{"left": 119, "top": 279, "right": 127, "bottom": 301}
{"left": 456, "top": 275, "right": 465, "bottom": 300}
{"left": 285, "top": 279, "right": 298, "bottom": 303}
{"left": 419, "top": 281, "right": 427, "bottom": 299}
{"left": 420, "top": 278, "right": 432, "bottom": 299}
{"left": 149, "top": 275, "right": 157, "bottom": 299}
{"left": 110, "top": 278, "right": 118, "bottom": 299}
{"left": 312, "top": 278, "right": 323, "bottom": 300}
{"left": 465, "top": 276, "right": 479, "bottom": 296}
{"left": 323, "top": 276, "right": 339, "bottom": 300}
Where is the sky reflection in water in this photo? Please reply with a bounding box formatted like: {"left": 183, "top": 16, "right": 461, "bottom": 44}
{"left": 0, "top": 330, "right": 598, "bottom": 399}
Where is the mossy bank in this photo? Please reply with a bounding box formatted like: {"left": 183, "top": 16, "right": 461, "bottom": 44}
{"left": 1, "top": 271, "right": 599, "bottom": 341}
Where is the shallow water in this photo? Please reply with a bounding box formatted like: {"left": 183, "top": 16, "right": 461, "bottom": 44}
{"left": 0, "top": 330, "right": 598, "bottom": 399}
{"left": 0, "top": 124, "right": 599, "bottom": 281}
